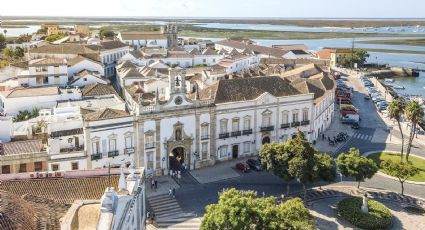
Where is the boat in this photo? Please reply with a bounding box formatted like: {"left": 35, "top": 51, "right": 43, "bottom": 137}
{"left": 384, "top": 78, "right": 395, "bottom": 83}
{"left": 393, "top": 85, "right": 405, "bottom": 90}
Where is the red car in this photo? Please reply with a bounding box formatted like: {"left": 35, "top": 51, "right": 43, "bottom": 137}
{"left": 236, "top": 163, "right": 251, "bottom": 173}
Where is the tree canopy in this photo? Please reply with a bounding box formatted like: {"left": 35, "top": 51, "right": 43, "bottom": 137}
{"left": 45, "top": 34, "right": 66, "bottom": 42}
{"left": 0, "top": 34, "right": 6, "bottom": 51}
{"left": 405, "top": 100, "right": 424, "bottom": 161}
{"left": 336, "top": 148, "right": 378, "bottom": 188}
{"left": 388, "top": 99, "right": 406, "bottom": 161}
{"left": 99, "top": 27, "right": 115, "bottom": 39}
{"left": 381, "top": 160, "right": 419, "bottom": 195}
{"left": 201, "top": 188, "right": 315, "bottom": 230}
{"left": 340, "top": 49, "right": 369, "bottom": 67}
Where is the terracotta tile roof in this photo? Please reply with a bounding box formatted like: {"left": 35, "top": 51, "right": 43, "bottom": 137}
{"left": 125, "top": 84, "right": 155, "bottom": 104}
{"left": 167, "top": 51, "right": 193, "bottom": 58}
{"left": 189, "top": 48, "right": 201, "bottom": 55}
{"left": 86, "top": 41, "right": 128, "bottom": 51}
{"left": 3, "top": 140, "right": 44, "bottom": 156}
{"left": 117, "top": 60, "right": 138, "bottom": 70}
{"left": 83, "top": 108, "right": 129, "bottom": 121}
{"left": 30, "top": 44, "right": 97, "bottom": 55}
{"left": 119, "top": 31, "right": 167, "bottom": 40}
{"left": 272, "top": 44, "right": 309, "bottom": 52}
{"left": 216, "top": 40, "right": 289, "bottom": 58}
{"left": 0, "top": 86, "right": 59, "bottom": 98}
{"left": 0, "top": 190, "right": 38, "bottom": 230}
{"left": 81, "top": 83, "right": 117, "bottom": 97}
{"left": 29, "top": 58, "right": 67, "bottom": 66}
{"left": 199, "top": 76, "right": 302, "bottom": 104}
{"left": 202, "top": 47, "right": 219, "bottom": 55}
{"left": 0, "top": 176, "right": 119, "bottom": 204}
{"left": 10, "top": 61, "right": 29, "bottom": 69}
{"left": 67, "top": 55, "right": 104, "bottom": 67}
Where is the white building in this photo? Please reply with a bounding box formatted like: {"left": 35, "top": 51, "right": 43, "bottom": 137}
{"left": 117, "top": 24, "right": 178, "bottom": 49}
{"left": 17, "top": 58, "right": 68, "bottom": 87}
{"left": 69, "top": 70, "right": 108, "bottom": 87}
{"left": 217, "top": 53, "right": 260, "bottom": 74}
{"left": 0, "top": 86, "right": 82, "bottom": 116}
{"left": 67, "top": 55, "right": 105, "bottom": 77}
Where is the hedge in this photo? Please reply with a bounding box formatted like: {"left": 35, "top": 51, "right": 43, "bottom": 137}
{"left": 337, "top": 197, "right": 393, "bottom": 230}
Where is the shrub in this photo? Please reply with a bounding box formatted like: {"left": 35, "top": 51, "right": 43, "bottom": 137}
{"left": 337, "top": 197, "right": 393, "bottom": 230}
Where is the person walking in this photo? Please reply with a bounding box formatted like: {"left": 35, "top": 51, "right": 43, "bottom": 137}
{"left": 151, "top": 178, "right": 155, "bottom": 189}
{"left": 154, "top": 180, "right": 158, "bottom": 190}
{"left": 172, "top": 188, "right": 176, "bottom": 198}
{"left": 168, "top": 188, "right": 172, "bottom": 197}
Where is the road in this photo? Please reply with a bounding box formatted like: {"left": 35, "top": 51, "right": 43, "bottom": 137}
{"left": 168, "top": 69, "right": 425, "bottom": 218}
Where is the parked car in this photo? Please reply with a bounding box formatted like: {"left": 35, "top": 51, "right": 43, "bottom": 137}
{"left": 246, "top": 159, "right": 262, "bottom": 171}
{"left": 364, "top": 95, "right": 370, "bottom": 100}
{"left": 351, "top": 122, "right": 360, "bottom": 129}
{"left": 236, "top": 163, "right": 251, "bottom": 173}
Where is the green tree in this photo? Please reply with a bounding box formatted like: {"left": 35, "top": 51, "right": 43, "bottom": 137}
{"left": 45, "top": 34, "right": 65, "bottom": 42}
{"left": 2, "top": 47, "right": 14, "bottom": 58}
{"left": 286, "top": 131, "right": 318, "bottom": 201}
{"left": 340, "top": 49, "right": 369, "bottom": 68}
{"left": 381, "top": 160, "right": 419, "bottom": 195}
{"left": 201, "top": 188, "right": 315, "bottom": 230}
{"left": 99, "top": 27, "right": 115, "bottom": 39}
{"left": 388, "top": 99, "right": 406, "bottom": 161}
{"left": 259, "top": 142, "right": 293, "bottom": 195}
{"left": 314, "top": 153, "right": 337, "bottom": 188}
{"left": 405, "top": 100, "right": 424, "bottom": 161}
{"left": 336, "top": 148, "right": 378, "bottom": 188}
{"left": 0, "top": 34, "right": 6, "bottom": 51}
{"left": 14, "top": 47, "right": 25, "bottom": 59}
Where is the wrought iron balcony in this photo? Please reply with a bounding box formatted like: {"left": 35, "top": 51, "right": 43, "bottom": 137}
{"left": 301, "top": 120, "right": 310, "bottom": 126}
{"left": 260, "top": 126, "right": 274, "bottom": 132}
{"left": 108, "top": 150, "right": 119, "bottom": 158}
{"left": 145, "top": 143, "right": 155, "bottom": 149}
{"left": 231, "top": 131, "right": 242, "bottom": 137}
{"left": 125, "top": 147, "right": 135, "bottom": 155}
{"left": 201, "top": 135, "right": 210, "bottom": 140}
{"left": 91, "top": 154, "right": 102, "bottom": 161}
{"left": 219, "top": 132, "right": 230, "bottom": 139}
{"left": 291, "top": 122, "right": 301, "bottom": 127}
{"left": 280, "top": 123, "right": 290, "bottom": 129}
{"left": 242, "top": 129, "right": 253, "bottom": 135}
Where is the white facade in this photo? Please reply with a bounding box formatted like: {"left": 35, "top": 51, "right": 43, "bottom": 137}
{"left": 68, "top": 58, "right": 105, "bottom": 77}
{"left": 100, "top": 47, "right": 130, "bottom": 78}
{"left": 219, "top": 55, "right": 260, "bottom": 74}
{"left": 70, "top": 73, "right": 108, "bottom": 87}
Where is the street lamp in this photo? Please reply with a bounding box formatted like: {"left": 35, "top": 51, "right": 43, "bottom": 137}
{"left": 161, "top": 157, "right": 165, "bottom": 175}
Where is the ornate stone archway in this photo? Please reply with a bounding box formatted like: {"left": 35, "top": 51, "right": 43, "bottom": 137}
{"left": 164, "top": 122, "right": 193, "bottom": 170}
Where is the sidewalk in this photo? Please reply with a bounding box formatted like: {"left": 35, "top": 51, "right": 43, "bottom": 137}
{"left": 146, "top": 176, "right": 180, "bottom": 198}
{"left": 189, "top": 157, "right": 251, "bottom": 184}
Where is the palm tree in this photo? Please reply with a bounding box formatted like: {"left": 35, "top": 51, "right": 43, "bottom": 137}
{"left": 405, "top": 100, "right": 424, "bottom": 161}
{"left": 388, "top": 99, "right": 406, "bottom": 161}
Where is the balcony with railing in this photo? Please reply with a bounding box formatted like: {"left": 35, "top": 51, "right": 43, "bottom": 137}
{"left": 201, "top": 135, "right": 210, "bottom": 140}
{"left": 91, "top": 153, "right": 102, "bottom": 161}
{"left": 260, "top": 126, "right": 274, "bottom": 132}
{"left": 60, "top": 145, "right": 84, "bottom": 153}
{"left": 218, "top": 132, "right": 230, "bottom": 139}
{"left": 231, "top": 131, "right": 242, "bottom": 137}
{"left": 301, "top": 120, "right": 310, "bottom": 126}
{"left": 280, "top": 123, "right": 290, "bottom": 129}
{"left": 108, "top": 150, "right": 119, "bottom": 158}
{"left": 291, "top": 121, "right": 301, "bottom": 127}
{"left": 145, "top": 143, "right": 155, "bottom": 149}
{"left": 125, "top": 147, "right": 135, "bottom": 155}
{"left": 242, "top": 129, "right": 253, "bottom": 135}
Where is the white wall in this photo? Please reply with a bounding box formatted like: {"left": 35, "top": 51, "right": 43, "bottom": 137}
{"left": 0, "top": 116, "right": 13, "bottom": 142}
{"left": 71, "top": 75, "right": 108, "bottom": 87}
{"left": 68, "top": 60, "right": 105, "bottom": 76}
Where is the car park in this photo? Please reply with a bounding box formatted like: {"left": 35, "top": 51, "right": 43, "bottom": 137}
{"left": 246, "top": 159, "right": 262, "bottom": 171}
{"left": 236, "top": 163, "right": 251, "bottom": 173}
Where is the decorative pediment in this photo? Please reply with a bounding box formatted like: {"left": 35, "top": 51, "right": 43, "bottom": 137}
{"left": 108, "top": 133, "right": 117, "bottom": 139}
{"left": 262, "top": 109, "right": 272, "bottom": 115}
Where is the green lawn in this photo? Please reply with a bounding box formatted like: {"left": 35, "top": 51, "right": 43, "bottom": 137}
{"left": 367, "top": 152, "right": 425, "bottom": 182}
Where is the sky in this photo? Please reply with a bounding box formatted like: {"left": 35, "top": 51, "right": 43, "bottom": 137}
{"left": 1, "top": 0, "right": 424, "bottom": 18}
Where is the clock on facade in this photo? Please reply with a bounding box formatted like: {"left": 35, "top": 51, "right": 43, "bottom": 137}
{"left": 174, "top": 96, "right": 183, "bottom": 105}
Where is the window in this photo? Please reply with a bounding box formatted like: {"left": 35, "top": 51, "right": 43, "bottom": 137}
{"left": 109, "top": 139, "right": 117, "bottom": 152}
{"left": 262, "top": 111, "right": 272, "bottom": 127}
{"left": 243, "top": 142, "right": 250, "bottom": 153}
{"left": 145, "top": 133, "right": 154, "bottom": 149}
{"left": 201, "top": 142, "right": 208, "bottom": 160}
{"left": 34, "top": 162, "right": 43, "bottom": 172}
{"left": 203, "top": 58, "right": 206, "bottom": 63}
{"left": 282, "top": 111, "right": 289, "bottom": 124}
{"left": 232, "top": 118, "right": 240, "bottom": 132}
{"left": 71, "top": 162, "right": 79, "bottom": 170}
{"left": 52, "top": 164, "right": 59, "bottom": 171}
{"left": 2, "top": 165, "right": 10, "bottom": 174}
{"left": 147, "top": 152, "right": 154, "bottom": 169}
{"left": 125, "top": 134, "right": 133, "bottom": 148}
{"left": 243, "top": 116, "right": 251, "bottom": 130}
{"left": 92, "top": 141, "right": 100, "bottom": 154}
{"left": 201, "top": 123, "right": 209, "bottom": 138}
{"left": 220, "top": 119, "right": 228, "bottom": 133}
{"left": 303, "top": 109, "right": 309, "bottom": 121}
{"left": 19, "top": 163, "right": 26, "bottom": 173}
{"left": 219, "top": 146, "right": 228, "bottom": 158}
{"left": 292, "top": 110, "right": 299, "bottom": 123}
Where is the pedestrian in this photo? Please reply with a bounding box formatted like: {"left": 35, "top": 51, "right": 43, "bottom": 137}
{"left": 322, "top": 133, "right": 325, "bottom": 140}
{"left": 151, "top": 178, "right": 155, "bottom": 189}
{"left": 147, "top": 211, "right": 151, "bottom": 223}
{"left": 262, "top": 191, "right": 265, "bottom": 198}
{"left": 154, "top": 180, "right": 158, "bottom": 190}
{"left": 172, "top": 188, "right": 175, "bottom": 198}
{"left": 168, "top": 188, "right": 172, "bottom": 197}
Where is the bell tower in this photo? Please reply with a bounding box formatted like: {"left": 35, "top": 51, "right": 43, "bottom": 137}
{"left": 165, "top": 23, "right": 178, "bottom": 48}
{"left": 168, "top": 68, "right": 187, "bottom": 95}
